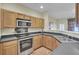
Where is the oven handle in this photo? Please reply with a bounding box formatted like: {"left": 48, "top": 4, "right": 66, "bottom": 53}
{"left": 19, "top": 37, "right": 33, "bottom": 41}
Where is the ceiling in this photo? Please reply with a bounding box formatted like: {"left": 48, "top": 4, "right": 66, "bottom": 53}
{"left": 21, "top": 3, "right": 75, "bottom": 19}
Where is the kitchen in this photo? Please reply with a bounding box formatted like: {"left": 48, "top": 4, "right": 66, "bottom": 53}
{"left": 0, "top": 3, "right": 79, "bottom": 55}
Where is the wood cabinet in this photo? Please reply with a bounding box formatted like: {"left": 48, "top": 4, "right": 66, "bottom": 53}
{"left": 43, "top": 35, "right": 56, "bottom": 50}
{"left": 24, "top": 15, "right": 31, "bottom": 20}
{"left": 0, "top": 8, "right": 1, "bottom": 28}
{"left": 35, "top": 18, "right": 44, "bottom": 28}
{"left": 0, "top": 40, "right": 18, "bottom": 55}
{"left": 17, "top": 13, "right": 25, "bottom": 19}
{"left": 3, "top": 45, "right": 17, "bottom": 55}
{"left": 0, "top": 9, "right": 4, "bottom": 28}
{"left": 33, "top": 35, "right": 42, "bottom": 50}
{"left": 3, "top": 9, "right": 17, "bottom": 28}
{"left": 33, "top": 35, "right": 60, "bottom": 51}
{"left": 76, "top": 3, "right": 79, "bottom": 27}
{"left": 30, "top": 17, "right": 36, "bottom": 27}
{"left": 68, "top": 18, "right": 75, "bottom": 31}
{"left": 39, "top": 19, "right": 44, "bottom": 28}
{"left": 0, "top": 9, "right": 44, "bottom": 28}
{"left": 43, "top": 35, "right": 60, "bottom": 50}
{"left": 0, "top": 43, "right": 3, "bottom": 55}
{"left": 30, "top": 17, "right": 44, "bottom": 28}
{"left": 55, "top": 40, "right": 60, "bottom": 48}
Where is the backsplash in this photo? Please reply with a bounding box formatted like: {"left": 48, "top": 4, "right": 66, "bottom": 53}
{"left": 0, "top": 28, "right": 43, "bottom": 35}
{"left": 1, "top": 28, "right": 16, "bottom": 35}
{"left": 28, "top": 28, "right": 43, "bottom": 32}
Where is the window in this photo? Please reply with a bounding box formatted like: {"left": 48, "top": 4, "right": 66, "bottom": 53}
{"left": 59, "top": 24, "right": 65, "bottom": 31}
{"left": 49, "top": 22, "right": 57, "bottom": 30}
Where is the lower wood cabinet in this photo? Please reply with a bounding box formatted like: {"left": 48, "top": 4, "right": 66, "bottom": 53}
{"left": 0, "top": 43, "right": 2, "bottom": 55}
{"left": 43, "top": 35, "right": 60, "bottom": 50}
{"left": 3, "top": 45, "right": 17, "bottom": 55}
{"left": 43, "top": 35, "right": 55, "bottom": 50}
{"left": 55, "top": 40, "right": 60, "bottom": 48}
{"left": 33, "top": 35, "right": 60, "bottom": 51}
{"left": 33, "top": 35, "right": 42, "bottom": 50}
{"left": 0, "top": 40, "right": 18, "bottom": 55}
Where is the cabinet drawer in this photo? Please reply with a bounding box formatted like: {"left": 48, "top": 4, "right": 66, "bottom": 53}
{"left": 3, "top": 40, "right": 17, "bottom": 47}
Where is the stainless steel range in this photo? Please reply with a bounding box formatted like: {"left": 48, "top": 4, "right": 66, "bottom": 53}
{"left": 15, "top": 27, "right": 33, "bottom": 55}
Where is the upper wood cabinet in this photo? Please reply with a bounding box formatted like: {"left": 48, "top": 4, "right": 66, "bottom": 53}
{"left": 30, "top": 17, "right": 44, "bottom": 28}
{"left": 0, "top": 8, "right": 3, "bottom": 28}
{"left": 3, "top": 9, "right": 17, "bottom": 28}
{"left": 33, "top": 35, "right": 42, "bottom": 50}
{"left": 17, "top": 13, "right": 25, "bottom": 19}
{"left": 24, "top": 15, "right": 31, "bottom": 20}
{"left": 68, "top": 18, "right": 75, "bottom": 31}
{"left": 0, "top": 40, "right": 18, "bottom": 55}
{"left": 0, "top": 43, "right": 3, "bottom": 55}
{"left": 30, "top": 17, "right": 36, "bottom": 27}
{"left": 38, "top": 18, "right": 44, "bottom": 28}
{"left": 0, "top": 9, "right": 44, "bottom": 28}
{"left": 0, "top": 8, "right": 1, "bottom": 28}
{"left": 76, "top": 3, "right": 79, "bottom": 27}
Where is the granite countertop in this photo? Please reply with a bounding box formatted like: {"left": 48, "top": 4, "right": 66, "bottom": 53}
{"left": 1, "top": 31, "right": 79, "bottom": 55}
{"left": 0, "top": 31, "right": 79, "bottom": 42}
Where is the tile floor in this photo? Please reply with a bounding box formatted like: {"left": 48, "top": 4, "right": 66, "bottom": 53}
{"left": 31, "top": 47, "right": 52, "bottom": 55}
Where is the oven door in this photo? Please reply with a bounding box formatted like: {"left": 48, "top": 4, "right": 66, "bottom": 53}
{"left": 20, "top": 38, "right": 32, "bottom": 52}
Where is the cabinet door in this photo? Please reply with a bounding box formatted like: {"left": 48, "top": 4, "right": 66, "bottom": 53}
{"left": 43, "top": 36, "right": 56, "bottom": 50}
{"left": 3, "top": 9, "right": 17, "bottom": 28}
{"left": 55, "top": 40, "right": 60, "bottom": 48}
{"left": 0, "top": 8, "right": 4, "bottom": 28}
{"left": 3, "top": 40, "right": 18, "bottom": 55}
{"left": 35, "top": 18, "right": 40, "bottom": 27}
{"left": 41, "top": 19, "right": 44, "bottom": 28}
{"left": 17, "top": 13, "right": 25, "bottom": 19}
{"left": 33, "top": 35, "right": 42, "bottom": 50}
{"left": 76, "top": 3, "right": 79, "bottom": 26}
{"left": 31, "top": 17, "right": 36, "bottom": 27}
{"left": 35, "top": 18, "right": 44, "bottom": 28}
{"left": 0, "top": 43, "right": 2, "bottom": 55}
{"left": 24, "top": 15, "right": 31, "bottom": 20}
{"left": 3, "top": 45, "right": 17, "bottom": 55}
{"left": 39, "top": 19, "right": 44, "bottom": 28}
{"left": 43, "top": 35, "right": 60, "bottom": 50}
{"left": 0, "top": 8, "right": 1, "bottom": 28}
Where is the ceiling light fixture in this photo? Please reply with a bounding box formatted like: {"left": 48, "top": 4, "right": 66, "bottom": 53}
{"left": 40, "top": 5, "right": 43, "bottom": 9}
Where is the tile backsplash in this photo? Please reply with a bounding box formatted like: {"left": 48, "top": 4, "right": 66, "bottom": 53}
{"left": 1, "top": 28, "right": 16, "bottom": 35}
{"left": 0, "top": 28, "right": 43, "bottom": 35}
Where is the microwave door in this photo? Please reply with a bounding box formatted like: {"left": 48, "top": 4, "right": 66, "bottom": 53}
{"left": 17, "top": 20, "right": 23, "bottom": 27}
{"left": 28, "top": 22, "right": 31, "bottom": 26}
{"left": 26, "top": 21, "right": 31, "bottom": 26}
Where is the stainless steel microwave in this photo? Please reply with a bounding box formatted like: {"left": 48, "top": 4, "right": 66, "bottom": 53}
{"left": 16, "top": 18, "right": 31, "bottom": 27}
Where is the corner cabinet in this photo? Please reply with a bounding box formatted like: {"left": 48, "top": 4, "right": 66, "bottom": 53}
{"left": 1, "top": 9, "right": 17, "bottom": 28}
{"left": 33, "top": 35, "right": 42, "bottom": 50}
{"left": 33, "top": 35, "right": 60, "bottom": 51}
{"left": 0, "top": 40, "right": 18, "bottom": 55}
{"left": 43, "top": 35, "right": 60, "bottom": 51}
